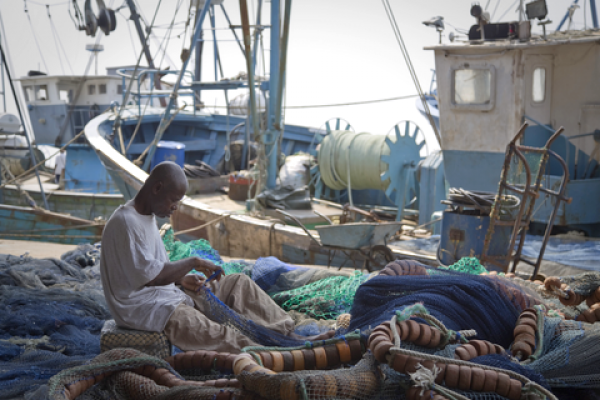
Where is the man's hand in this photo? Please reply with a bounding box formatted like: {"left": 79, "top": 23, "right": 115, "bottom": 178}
{"left": 181, "top": 274, "right": 206, "bottom": 292}
{"left": 193, "top": 258, "right": 223, "bottom": 282}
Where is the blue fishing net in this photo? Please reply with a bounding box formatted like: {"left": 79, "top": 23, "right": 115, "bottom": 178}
{"left": 200, "top": 287, "right": 317, "bottom": 348}
{"left": 251, "top": 256, "right": 306, "bottom": 291}
{"left": 0, "top": 254, "right": 109, "bottom": 399}
{"left": 345, "top": 267, "right": 537, "bottom": 348}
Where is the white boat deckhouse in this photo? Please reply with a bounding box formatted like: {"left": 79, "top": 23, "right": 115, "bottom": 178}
{"left": 427, "top": 29, "right": 600, "bottom": 235}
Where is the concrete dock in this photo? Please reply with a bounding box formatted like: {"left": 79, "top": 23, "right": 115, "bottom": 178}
{"left": 0, "top": 239, "right": 78, "bottom": 259}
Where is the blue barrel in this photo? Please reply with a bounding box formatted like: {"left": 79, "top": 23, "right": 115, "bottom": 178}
{"left": 150, "top": 141, "right": 186, "bottom": 170}
{"left": 438, "top": 210, "right": 511, "bottom": 271}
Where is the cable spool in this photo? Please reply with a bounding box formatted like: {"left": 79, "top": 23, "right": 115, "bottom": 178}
{"left": 316, "top": 121, "right": 425, "bottom": 216}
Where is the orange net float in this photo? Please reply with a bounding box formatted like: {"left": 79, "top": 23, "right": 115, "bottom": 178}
{"left": 232, "top": 351, "right": 379, "bottom": 400}
{"left": 576, "top": 307, "right": 600, "bottom": 323}
{"left": 510, "top": 308, "right": 540, "bottom": 360}
{"left": 390, "top": 353, "right": 522, "bottom": 400}
{"left": 378, "top": 260, "right": 429, "bottom": 276}
{"left": 454, "top": 340, "right": 505, "bottom": 361}
{"left": 585, "top": 288, "right": 600, "bottom": 307}
{"left": 368, "top": 319, "right": 444, "bottom": 363}
{"left": 544, "top": 277, "right": 587, "bottom": 306}
{"left": 558, "top": 283, "right": 586, "bottom": 306}
{"left": 164, "top": 350, "right": 237, "bottom": 373}
{"left": 234, "top": 339, "right": 365, "bottom": 375}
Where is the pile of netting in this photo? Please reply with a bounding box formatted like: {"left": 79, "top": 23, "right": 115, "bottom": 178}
{"left": 271, "top": 271, "right": 371, "bottom": 320}
{"left": 44, "top": 258, "right": 600, "bottom": 400}
{"left": 0, "top": 250, "right": 110, "bottom": 400}
{"left": 6, "top": 233, "right": 600, "bottom": 400}
{"left": 163, "top": 229, "right": 374, "bottom": 330}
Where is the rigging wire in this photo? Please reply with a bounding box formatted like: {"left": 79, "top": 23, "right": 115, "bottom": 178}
{"left": 497, "top": 0, "right": 520, "bottom": 22}
{"left": 381, "top": 0, "right": 442, "bottom": 147}
{"left": 23, "top": 0, "right": 49, "bottom": 73}
{"left": 115, "top": 0, "right": 165, "bottom": 151}
{"left": 25, "top": 0, "right": 70, "bottom": 6}
{"left": 152, "top": 0, "right": 185, "bottom": 69}
{"left": 491, "top": 0, "right": 503, "bottom": 21}
{"left": 179, "top": 0, "right": 194, "bottom": 57}
{"left": 46, "top": 5, "right": 65, "bottom": 74}
{"left": 118, "top": 9, "right": 138, "bottom": 56}
{"left": 46, "top": 4, "right": 75, "bottom": 75}
{"left": 133, "top": 0, "right": 177, "bottom": 69}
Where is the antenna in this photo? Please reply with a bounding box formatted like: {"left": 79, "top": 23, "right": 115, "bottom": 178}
{"left": 85, "top": 43, "right": 104, "bottom": 75}
{"left": 422, "top": 16, "right": 445, "bottom": 44}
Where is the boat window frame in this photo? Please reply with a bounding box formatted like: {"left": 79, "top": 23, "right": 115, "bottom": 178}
{"left": 99, "top": 83, "right": 107, "bottom": 94}
{"left": 88, "top": 84, "right": 96, "bottom": 95}
{"left": 23, "top": 85, "right": 33, "bottom": 102}
{"left": 450, "top": 65, "right": 496, "bottom": 111}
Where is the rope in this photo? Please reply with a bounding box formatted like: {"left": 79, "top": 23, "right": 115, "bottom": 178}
{"left": 23, "top": 0, "right": 49, "bottom": 73}
{"left": 381, "top": 0, "right": 442, "bottom": 148}
{"left": 114, "top": 0, "right": 165, "bottom": 136}
{"left": 173, "top": 214, "right": 230, "bottom": 236}
{"left": 387, "top": 319, "right": 558, "bottom": 400}
{"left": 319, "top": 130, "right": 399, "bottom": 192}
{"left": 46, "top": 5, "right": 64, "bottom": 75}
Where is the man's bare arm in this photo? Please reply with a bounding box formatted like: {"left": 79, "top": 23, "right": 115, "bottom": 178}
{"left": 146, "top": 257, "right": 222, "bottom": 287}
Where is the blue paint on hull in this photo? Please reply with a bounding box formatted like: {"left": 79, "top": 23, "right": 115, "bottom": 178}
{"left": 442, "top": 149, "right": 505, "bottom": 193}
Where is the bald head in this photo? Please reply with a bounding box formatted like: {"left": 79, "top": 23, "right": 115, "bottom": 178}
{"left": 134, "top": 161, "right": 188, "bottom": 217}
{"left": 146, "top": 161, "right": 188, "bottom": 193}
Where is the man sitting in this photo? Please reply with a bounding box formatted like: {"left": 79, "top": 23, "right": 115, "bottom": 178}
{"left": 100, "top": 161, "right": 331, "bottom": 353}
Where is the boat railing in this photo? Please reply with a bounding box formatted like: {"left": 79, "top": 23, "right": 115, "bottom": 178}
{"left": 117, "top": 68, "right": 197, "bottom": 115}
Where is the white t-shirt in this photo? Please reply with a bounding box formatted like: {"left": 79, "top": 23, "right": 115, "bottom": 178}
{"left": 55, "top": 152, "right": 66, "bottom": 175}
{"left": 100, "top": 200, "right": 193, "bottom": 331}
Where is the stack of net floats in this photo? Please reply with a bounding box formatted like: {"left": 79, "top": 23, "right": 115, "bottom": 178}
{"left": 46, "top": 253, "right": 600, "bottom": 400}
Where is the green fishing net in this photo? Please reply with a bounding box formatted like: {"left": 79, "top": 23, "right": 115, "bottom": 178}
{"left": 439, "top": 256, "right": 489, "bottom": 275}
{"left": 162, "top": 228, "right": 251, "bottom": 276}
{"left": 270, "top": 271, "right": 371, "bottom": 320}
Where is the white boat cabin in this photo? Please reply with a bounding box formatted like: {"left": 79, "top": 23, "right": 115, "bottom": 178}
{"left": 427, "top": 29, "right": 600, "bottom": 234}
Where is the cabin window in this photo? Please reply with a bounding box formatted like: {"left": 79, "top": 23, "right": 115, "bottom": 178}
{"left": 117, "top": 84, "right": 123, "bottom": 95}
{"left": 99, "top": 84, "right": 107, "bottom": 94}
{"left": 59, "top": 90, "right": 70, "bottom": 103}
{"left": 454, "top": 69, "right": 491, "bottom": 104}
{"left": 88, "top": 84, "right": 96, "bottom": 95}
{"left": 35, "top": 85, "right": 48, "bottom": 101}
{"left": 23, "top": 86, "right": 33, "bottom": 102}
{"left": 532, "top": 67, "right": 545, "bottom": 102}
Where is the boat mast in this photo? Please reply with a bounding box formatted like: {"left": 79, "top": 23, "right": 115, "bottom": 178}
{"left": 124, "top": 0, "right": 166, "bottom": 107}
{"left": 194, "top": 2, "right": 205, "bottom": 105}
{"left": 0, "top": 40, "right": 49, "bottom": 209}
{"left": 141, "top": 0, "right": 213, "bottom": 172}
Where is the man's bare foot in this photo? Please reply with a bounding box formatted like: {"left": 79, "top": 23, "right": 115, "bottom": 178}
{"left": 288, "top": 330, "right": 336, "bottom": 341}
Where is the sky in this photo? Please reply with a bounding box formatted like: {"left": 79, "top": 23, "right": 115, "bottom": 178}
{"left": 0, "top": 0, "right": 593, "bottom": 153}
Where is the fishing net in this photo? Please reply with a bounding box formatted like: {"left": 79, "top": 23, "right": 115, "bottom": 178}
{"left": 271, "top": 271, "right": 372, "bottom": 320}
{"left": 0, "top": 253, "right": 110, "bottom": 399}
{"left": 251, "top": 256, "right": 307, "bottom": 291}
{"left": 440, "top": 257, "right": 488, "bottom": 275}
{"left": 162, "top": 228, "right": 253, "bottom": 276}
{"left": 345, "top": 263, "right": 543, "bottom": 348}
